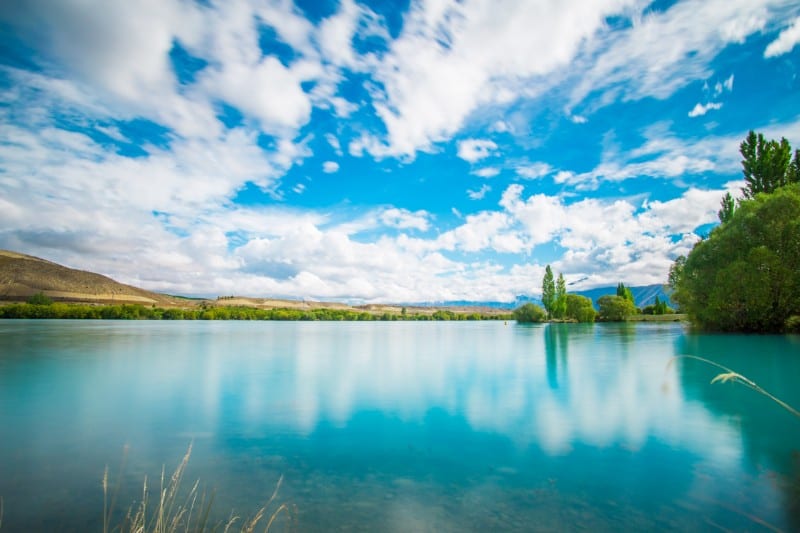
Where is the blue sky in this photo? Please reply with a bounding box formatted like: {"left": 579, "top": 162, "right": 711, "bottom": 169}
{"left": 1, "top": 0, "right": 799, "bottom": 302}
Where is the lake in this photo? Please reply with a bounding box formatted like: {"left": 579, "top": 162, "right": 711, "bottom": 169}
{"left": 0, "top": 320, "right": 798, "bottom": 531}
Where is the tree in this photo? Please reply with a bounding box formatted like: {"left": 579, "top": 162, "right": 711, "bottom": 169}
{"left": 718, "top": 192, "right": 736, "bottom": 224}
{"left": 514, "top": 303, "right": 547, "bottom": 323}
{"left": 565, "top": 294, "right": 596, "bottom": 323}
{"left": 27, "top": 292, "right": 53, "bottom": 305}
{"left": 597, "top": 295, "right": 637, "bottom": 322}
{"left": 671, "top": 183, "right": 800, "bottom": 332}
{"left": 616, "top": 282, "right": 634, "bottom": 304}
{"left": 553, "top": 273, "right": 567, "bottom": 319}
{"left": 740, "top": 130, "right": 797, "bottom": 199}
{"left": 541, "top": 265, "right": 555, "bottom": 318}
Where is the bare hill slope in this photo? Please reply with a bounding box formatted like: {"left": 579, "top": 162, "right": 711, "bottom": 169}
{"left": 0, "top": 249, "right": 181, "bottom": 305}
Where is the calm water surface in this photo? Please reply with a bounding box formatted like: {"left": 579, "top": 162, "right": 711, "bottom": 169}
{"left": 0, "top": 320, "right": 799, "bottom": 531}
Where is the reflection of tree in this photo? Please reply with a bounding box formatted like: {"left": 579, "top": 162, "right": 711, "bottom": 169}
{"left": 675, "top": 333, "right": 800, "bottom": 530}
{"left": 544, "top": 324, "right": 569, "bottom": 390}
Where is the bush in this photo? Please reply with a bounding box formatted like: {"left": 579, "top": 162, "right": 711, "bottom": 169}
{"left": 597, "top": 295, "right": 637, "bottom": 322}
{"left": 565, "top": 294, "right": 596, "bottom": 323}
{"left": 513, "top": 303, "right": 547, "bottom": 323}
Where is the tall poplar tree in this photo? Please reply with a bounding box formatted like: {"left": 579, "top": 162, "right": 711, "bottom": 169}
{"left": 554, "top": 273, "right": 567, "bottom": 319}
{"left": 541, "top": 265, "right": 555, "bottom": 318}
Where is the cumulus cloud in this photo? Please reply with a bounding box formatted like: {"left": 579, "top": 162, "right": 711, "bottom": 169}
{"left": 379, "top": 208, "right": 431, "bottom": 231}
{"left": 765, "top": 16, "right": 800, "bottom": 57}
{"left": 688, "top": 102, "right": 723, "bottom": 117}
{"left": 457, "top": 138, "right": 498, "bottom": 163}
{"left": 359, "top": 0, "right": 639, "bottom": 157}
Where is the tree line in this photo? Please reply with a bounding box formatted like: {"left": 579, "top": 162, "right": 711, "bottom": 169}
{"left": 0, "top": 297, "right": 512, "bottom": 321}
{"left": 514, "top": 271, "right": 675, "bottom": 324}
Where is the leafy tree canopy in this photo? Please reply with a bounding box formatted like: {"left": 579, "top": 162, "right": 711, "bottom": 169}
{"left": 513, "top": 303, "right": 548, "bottom": 323}
{"left": 671, "top": 183, "right": 800, "bottom": 332}
{"left": 740, "top": 130, "right": 800, "bottom": 199}
{"left": 598, "top": 295, "right": 637, "bottom": 322}
{"left": 565, "top": 294, "right": 596, "bottom": 323}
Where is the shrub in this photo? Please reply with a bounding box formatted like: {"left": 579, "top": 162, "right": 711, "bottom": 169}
{"left": 513, "top": 303, "right": 547, "bottom": 323}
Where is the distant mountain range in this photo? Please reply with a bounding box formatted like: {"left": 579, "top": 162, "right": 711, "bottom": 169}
{"left": 409, "top": 284, "right": 673, "bottom": 310}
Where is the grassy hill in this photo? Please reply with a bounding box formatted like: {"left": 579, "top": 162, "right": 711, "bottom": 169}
{"left": 0, "top": 249, "right": 182, "bottom": 306}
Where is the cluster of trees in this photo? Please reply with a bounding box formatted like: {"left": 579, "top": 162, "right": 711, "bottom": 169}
{"left": 641, "top": 296, "right": 673, "bottom": 315}
{"left": 0, "top": 301, "right": 512, "bottom": 321}
{"left": 670, "top": 131, "right": 800, "bottom": 332}
{"left": 597, "top": 283, "right": 637, "bottom": 321}
{"left": 514, "top": 266, "right": 596, "bottom": 323}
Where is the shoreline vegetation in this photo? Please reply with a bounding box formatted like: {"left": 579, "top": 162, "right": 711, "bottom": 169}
{"left": 0, "top": 299, "right": 513, "bottom": 321}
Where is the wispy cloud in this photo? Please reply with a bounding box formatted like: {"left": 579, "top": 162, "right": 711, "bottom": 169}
{"left": 765, "top": 16, "right": 800, "bottom": 57}
{"left": 467, "top": 184, "right": 491, "bottom": 200}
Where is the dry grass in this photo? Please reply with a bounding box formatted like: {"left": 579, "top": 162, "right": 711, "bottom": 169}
{"left": 668, "top": 354, "right": 800, "bottom": 418}
{"left": 103, "top": 445, "right": 292, "bottom": 533}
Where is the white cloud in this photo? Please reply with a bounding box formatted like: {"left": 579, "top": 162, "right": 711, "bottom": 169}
{"left": 688, "top": 102, "right": 723, "bottom": 117}
{"left": 489, "top": 120, "right": 512, "bottom": 133}
{"left": 457, "top": 138, "right": 498, "bottom": 163}
{"left": 472, "top": 167, "right": 500, "bottom": 178}
{"left": 570, "top": 114, "right": 588, "bottom": 124}
{"left": 568, "top": 0, "right": 776, "bottom": 114}
{"left": 379, "top": 208, "right": 431, "bottom": 231}
{"left": 322, "top": 161, "right": 340, "bottom": 173}
{"left": 713, "top": 74, "right": 735, "bottom": 96}
{"left": 467, "top": 184, "right": 491, "bottom": 200}
{"left": 325, "top": 133, "right": 343, "bottom": 155}
{"left": 765, "top": 16, "right": 800, "bottom": 57}
{"left": 516, "top": 162, "right": 552, "bottom": 179}
{"left": 361, "top": 0, "right": 639, "bottom": 157}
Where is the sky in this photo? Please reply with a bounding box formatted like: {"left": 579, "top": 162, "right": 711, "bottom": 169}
{"left": 0, "top": 0, "right": 799, "bottom": 303}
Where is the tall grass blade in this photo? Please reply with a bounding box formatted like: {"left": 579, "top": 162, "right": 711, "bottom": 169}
{"left": 103, "top": 445, "right": 290, "bottom": 533}
{"left": 669, "top": 355, "right": 800, "bottom": 418}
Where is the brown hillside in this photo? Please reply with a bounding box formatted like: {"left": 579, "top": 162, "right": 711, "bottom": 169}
{"left": 0, "top": 249, "right": 183, "bottom": 306}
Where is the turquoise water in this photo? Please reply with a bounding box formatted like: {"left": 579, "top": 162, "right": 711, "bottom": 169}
{"left": 0, "top": 320, "right": 798, "bottom": 531}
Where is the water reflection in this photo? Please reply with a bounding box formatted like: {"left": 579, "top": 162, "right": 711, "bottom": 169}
{"left": 0, "top": 321, "right": 797, "bottom": 531}
{"left": 676, "top": 333, "right": 800, "bottom": 529}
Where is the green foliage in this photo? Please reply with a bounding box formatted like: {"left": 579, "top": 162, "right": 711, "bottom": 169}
{"left": 616, "top": 282, "right": 634, "bottom": 304}
{"left": 740, "top": 130, "right": 799, "bottom": 199}
{"left": 597, "top": 295, "right": 637, "bottom": 322}
{"left": 513, "top": 303, "right": 547, "bottom": 323}
{"left": 26, "top": 292, "right": 53, "bottom": 305}
{"left": 541, "top": 265, "right": 555, "bottom": 318}
{"left": 642, "top": 296, "right": 673, "bottom": 315}
{"left": 671, "top": 183, "right": 800, "bottom": 332}
{"left": 718, "top": 192, "right": 736, "bottom": 224}
{"left": 564, "top": 294, "right": 596, "bottom": 323}
{"left": 0, "top": 302, "right": 512, "bottom": 322}
{"left": 786, "top": 316, "right": 800, "bottom": 333}
{"left": 553, "top": 273, "right": 567, "bottom": 319}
